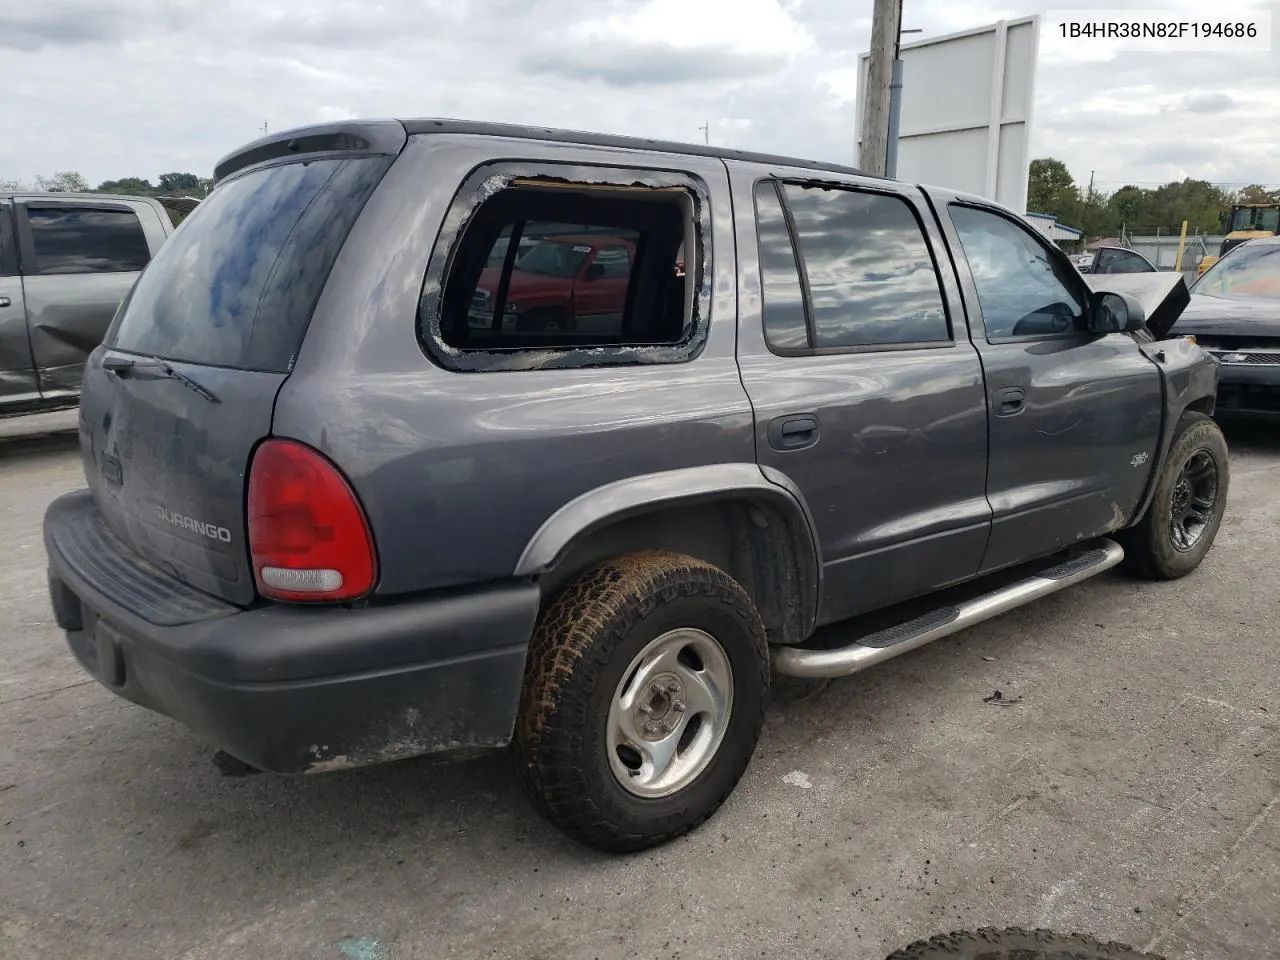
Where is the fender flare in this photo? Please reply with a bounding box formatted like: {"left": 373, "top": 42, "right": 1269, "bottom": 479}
{"left": 1130, "top": 337, "right": 1220, "bottom": 524}
{"left": 513, "top": 463, "right": 822, "bottom": 640}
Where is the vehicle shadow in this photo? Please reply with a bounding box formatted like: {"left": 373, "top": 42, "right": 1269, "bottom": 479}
{"left": 57, "top": 568, "right": 1141, "bottom": 876}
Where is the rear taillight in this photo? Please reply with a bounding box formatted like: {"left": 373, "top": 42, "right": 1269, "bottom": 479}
{"left": 247, "top": 439, "right": 377, "bottom": 602}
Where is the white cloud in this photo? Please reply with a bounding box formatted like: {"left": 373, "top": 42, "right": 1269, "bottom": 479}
{"left": 0, "top": 0, "right": 1276, "bottom": 193}
{"left": 562, "top": 0, "right": 812, "bottom": 55}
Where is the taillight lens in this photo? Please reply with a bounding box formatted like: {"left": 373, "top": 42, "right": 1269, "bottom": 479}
{"left": 247, "top": 439, "right": 377, "bottom": 602}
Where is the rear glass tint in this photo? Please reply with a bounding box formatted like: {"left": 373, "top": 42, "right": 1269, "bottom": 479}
{"left": 108, "top": 156, "right": 391, "bottom": 372}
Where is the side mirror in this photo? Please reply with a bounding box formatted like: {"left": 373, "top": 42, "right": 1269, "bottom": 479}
{"left": 584, "top": 262, "right": 605, "bottom": 280}
{"left": 1089, "top": 291, "right": 1146, "bottom": 334}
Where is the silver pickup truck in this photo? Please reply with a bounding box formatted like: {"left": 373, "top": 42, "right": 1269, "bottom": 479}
{"left": 0, "top": 193, "right": 173, "bottom": 418}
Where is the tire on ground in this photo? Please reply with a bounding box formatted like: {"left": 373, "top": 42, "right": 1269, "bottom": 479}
{"left": 1118, "top": 411, "right": 1229, "bottom": 580}
{"left": 512, "top": 549, "right": 769, "bottom": 853}
{"left": 884, "top": 927, "right": 1167, "bottom": 959}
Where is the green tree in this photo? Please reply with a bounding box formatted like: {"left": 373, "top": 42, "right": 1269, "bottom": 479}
{"left": 1102, "top": 180, "right": 1233, "bottom": 235}
{"left": 1077, "top": 185, "right": 1118, "bottom": 238}
{"left": 1145, "top": 179, "right": 1232, "bottom": 233}
{"left": 96, "top": 176, "right": 155, "bottom": 196}
{"left": 1108, "top": 185, "right": 1148, "bottom": 230}
{"left": 1236, "top": 184, "right": 1280, "bottom": 205}
{"left": 35, "top": 171, "right": 90, "bottom": 192}
{"left": 157, "top": 172, "right": 201, "bottom": 193}
{"left": 1027, "top": 158, "right": 1080, "bottom": 224}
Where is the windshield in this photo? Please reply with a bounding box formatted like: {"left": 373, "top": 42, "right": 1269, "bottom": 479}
{"left": 107, "top": 155, "right": 391, "bottom": 372}
{"left": 1230, "top": 206, "right": 1280, "bottom": 233}
{"left": 514, "top": 240, "right": 591, "bottom": 278}
{"left": 1194, "top": 243, "right": 1280, "bottom": 299}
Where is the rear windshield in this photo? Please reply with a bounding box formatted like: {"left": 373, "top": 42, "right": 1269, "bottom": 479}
{"left": 107, "top": 155, "right": 391, "bottom": 372}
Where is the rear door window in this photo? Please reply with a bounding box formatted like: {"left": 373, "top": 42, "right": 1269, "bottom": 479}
{"left": 0, "top": 203, "right": 16, "bottom": 276}
{"left": 754, "top": 182, "right": 809, "bottom": 352}
{"left": 1113, "top": 250, "right": 1156, "bottom": 273}
{"left": 108, "top": 155, "right": 391, "bottom": 373}
{"left": 593, "top": 245, "right": 632, "bottom": 278}
{"left": 783, "top": 184, "right": 949, "bottom": 349}
{"left": 753, "top": 180, "right": 950, "bottom": 353}
{"left": 24, "top": 207, "right": 151, "bottom": 275}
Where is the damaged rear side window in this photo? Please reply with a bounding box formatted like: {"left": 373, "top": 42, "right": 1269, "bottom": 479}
{"left": 420, "top": 164, "right": 708, "bottom": 372}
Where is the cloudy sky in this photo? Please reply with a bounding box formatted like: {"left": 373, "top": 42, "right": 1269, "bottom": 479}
{"left": 3, "top": 0, "right": 1278, "bottom": 193}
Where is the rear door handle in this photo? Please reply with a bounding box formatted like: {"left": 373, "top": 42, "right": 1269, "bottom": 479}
{"left": 0, "top": 297, "right": 10, "bottom": 308}
{"left": 768, "top": 414, "right": 819, "bottom": 451}
{"left": 994, "top": 386, "right": 1026, "bottom": 416}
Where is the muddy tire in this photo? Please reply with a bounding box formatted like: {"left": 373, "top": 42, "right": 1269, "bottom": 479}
{"left": 885, "top": 927, "right": 1167, "bottom": 959}
{"left": 512, "top": 550, "right": 769, "bottom": 853}
{"left": 1118, "top": 412, "right": 1228, "bottom": 580}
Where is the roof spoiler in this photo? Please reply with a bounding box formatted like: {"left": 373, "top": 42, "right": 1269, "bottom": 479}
{"left": 212, "top": 120, "right": 408, "bottom": 185}
{"left": 1082, "top": 272, "right": 1190, "bottom": 340}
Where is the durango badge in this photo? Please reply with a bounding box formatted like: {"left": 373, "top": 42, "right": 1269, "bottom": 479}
{"left": 156, "top": 506, "right": 232, "bottom": 543}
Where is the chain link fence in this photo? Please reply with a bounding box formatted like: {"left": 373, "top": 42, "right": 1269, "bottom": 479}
{"left": 1121, "top": 234, "right": 1225, "bottom": 283}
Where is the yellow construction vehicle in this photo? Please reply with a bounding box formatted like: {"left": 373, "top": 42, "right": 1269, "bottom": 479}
{"left": 1197, "top": 202, "right": 1280, "bottom": 275}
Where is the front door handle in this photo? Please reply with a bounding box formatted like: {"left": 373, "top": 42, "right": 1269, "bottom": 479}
{"left": 0, "top": 297, "right": 10, "bottom": 308}
{"left": 768, "top": 414, "right": 820, "bottom": 451}
{"left": 994, "top": 386, "right": 1026, "bottom": 416}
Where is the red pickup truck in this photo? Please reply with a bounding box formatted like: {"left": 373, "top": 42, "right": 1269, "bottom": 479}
{"left": 470, "top": 234, "right": 635, "bottom": 332}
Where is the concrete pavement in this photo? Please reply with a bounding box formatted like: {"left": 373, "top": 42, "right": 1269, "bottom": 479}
{"left": 1, "top": 412, "right": 1275, "bottom": 960}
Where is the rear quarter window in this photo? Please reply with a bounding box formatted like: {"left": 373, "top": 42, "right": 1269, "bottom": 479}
{"left": 108, "top": 155, "right": 391, "bottom": 373}
{"left": 419, "top": 162, "right": 710, "bottom": 373}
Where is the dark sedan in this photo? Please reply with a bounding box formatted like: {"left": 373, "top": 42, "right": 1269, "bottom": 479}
{"left": 1172, "top": 236, "right": 1280, "bottom": 419}
{"left": 1074, "top": 244, "right": 1158, "bottom": 275}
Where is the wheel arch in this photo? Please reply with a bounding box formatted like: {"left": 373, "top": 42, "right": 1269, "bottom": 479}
{"left": 514, "top": 464, "right": 821, "bottom": 646}
{"left": 1128, "top": 338, "right": 1220, "bottom": 527}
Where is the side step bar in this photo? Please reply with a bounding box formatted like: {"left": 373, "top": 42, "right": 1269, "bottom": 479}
{"left": 773, "top": 540, "right": 1125, "bottom": 680}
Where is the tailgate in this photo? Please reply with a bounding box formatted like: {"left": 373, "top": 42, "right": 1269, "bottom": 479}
{"left": 74, "top": 148, "right": 395, "bottom": 605}
{"left": 80, "top": 356, "right": 285, "bottom": 605}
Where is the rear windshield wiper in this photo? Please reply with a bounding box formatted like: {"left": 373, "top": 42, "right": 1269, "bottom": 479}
{"left": 102, "top": 354, "right": 221, "bottom": 404}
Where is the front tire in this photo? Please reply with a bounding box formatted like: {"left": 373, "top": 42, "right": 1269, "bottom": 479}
{"left": 1119, "top": 411, "right": 1228, "bottom": 580}
{"left": 513, "top": 550, "right": 769, "bottom": 853}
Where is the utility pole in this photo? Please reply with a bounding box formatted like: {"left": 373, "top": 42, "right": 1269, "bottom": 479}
{"left": 885, "top": 25, "right": 922, "bottom": 178}
{"left": 1088, "top": 170, "right": 1095, "bottom": 196}
{"left": 859, "top": 0, "right": 903, "bottom": 176}
{"left": 699, "top": 122, "right": 709, "bottom": 145}
{"left": 261, "top": 120, "right": 269, "bottom": 136}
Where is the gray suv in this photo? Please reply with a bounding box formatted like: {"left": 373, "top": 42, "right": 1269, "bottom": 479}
{"left": 1, "top": 193, "right": 173, "bottom": 417}
{"left": 42, "top": 120, "right": 1226, "bottom": 852}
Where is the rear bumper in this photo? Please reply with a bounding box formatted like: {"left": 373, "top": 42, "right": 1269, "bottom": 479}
{"left": 44, "top": 491, "right": 540, "bottom": 773}
{"left": 1214, "top": 362, "right": 1280, "bottom": 420}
